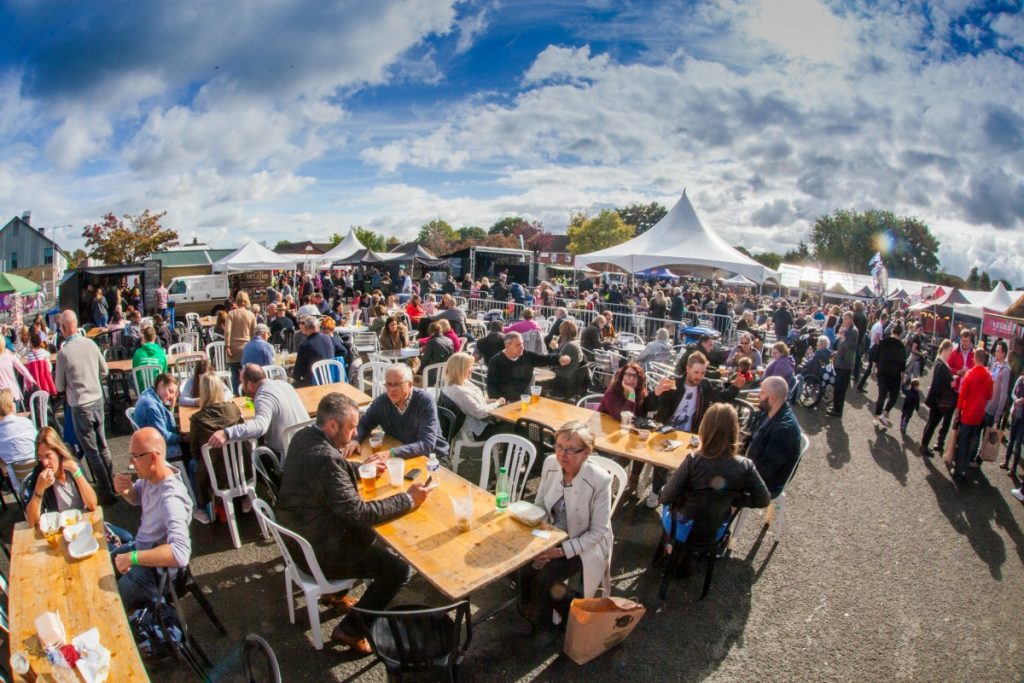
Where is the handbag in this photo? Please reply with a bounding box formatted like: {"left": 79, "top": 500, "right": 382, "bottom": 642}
{"left": 979, "top": 427, "right": 1004, "bottom": 463}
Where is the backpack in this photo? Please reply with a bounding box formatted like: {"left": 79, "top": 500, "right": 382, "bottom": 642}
{"left": 129, "top": 600, "right": 184, "bottom": 659}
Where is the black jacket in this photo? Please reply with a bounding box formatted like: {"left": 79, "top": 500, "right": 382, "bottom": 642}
{"left": 654, "top": 378, "right": 740, "bottom": 431}
{"left": 743, "top": 403, "right": 802, "bottom": 498}
{"left": 875, "top": 336, "right": 907, "bottom": 381}
{"left": 925, "top": 358, "right": 957, "bottom": 412}
{"left": 420, "top": 334, "right": 454, "bottom": 369}
{"left": 277, "top": 426, "right": 412, "bottom": 577}
{"left": 475, "top": 332, "right": 505, "bottom": 363}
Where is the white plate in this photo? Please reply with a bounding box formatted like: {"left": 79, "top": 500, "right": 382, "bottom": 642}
{"left": 68, "top": 533, "right": 99, "bottom": 560}
{"left": 63, "top": 521, "right": 90, "bottom": 544}
{"left": 60, "top": 509, "right": 83, "bottom": 528}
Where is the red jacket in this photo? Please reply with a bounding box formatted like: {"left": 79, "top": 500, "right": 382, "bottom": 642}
{"left": 957, "top": 364, "right": 993, "bottom": 426}
{"left": 947, "top": 345, "right": 975, "bottom": 391}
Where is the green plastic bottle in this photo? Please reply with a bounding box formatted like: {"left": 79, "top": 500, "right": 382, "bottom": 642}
{"left": 495, "top": 466, "right": 510, "bottom": 512}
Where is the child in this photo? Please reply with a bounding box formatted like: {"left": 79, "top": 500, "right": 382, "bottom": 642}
{"left": 900, "top": 378, "right": 921, "bottom": 434}
{"left": 735, "top": 357, "right": 755, "bottom": 385}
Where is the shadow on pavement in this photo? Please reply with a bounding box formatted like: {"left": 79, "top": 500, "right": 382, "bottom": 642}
{"left": 868, "top": 427, "right": 908, "bottom": 486}
{"left": 824, "top": 421, "right": 850, "bottom": 470}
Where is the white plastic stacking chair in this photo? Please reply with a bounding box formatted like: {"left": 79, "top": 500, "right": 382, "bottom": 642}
{"left": 206, "top": 341, "right": 227, "bottom": 373}
{"left": 168, "top": 342, "right": 193, "bottom": 355}
{"left": 419, "top": 363, "right": 446, "bottom": 398}
{"left": 311, "top": 359, "right": 345, "bottom": 386}
{"left": 125, "top": 407, "right": 141, "bottom": 431}
{"left": 478, "top": 434, "right": 537, "bottom": 504}
{"left": 251, "top": 499, "right": 359, "bottom": 650}
{"left": 357, "top": 361, "right": 391, "bottom": 399}
{"left": 173, "top": 353, "right": 205, "bottom": 384}
{"left": 262, "top": 365, "right": 288, "bottom": 382}
{"left": 132, "top": 365, "right": 162, "bottom": 397}
{"left": 29, "top": 390, "right": 50, "bottom": 430}
{"left": 280, "top": 419, "right": 315, "bottom": 464}
{"left": 201, "top": 439, "right": 263, "bottom": 549}
{"left": 732, "top": 433, "right": 810, "bottom": 547}
{"left": 575, "top": 393, "right": 604, "bottom": 410}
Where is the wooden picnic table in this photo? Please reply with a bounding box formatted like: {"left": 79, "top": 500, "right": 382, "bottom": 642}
{"left": 354, "top": 453, "right": 568, "bottom": 601}
{"left": 7, "top": 508, "right": 150, "bottom": 681}
{"left": 106, "top": 352, "right": 197, "bottom": 374}
{"left": 177, "top": 382, "right": 372, "bottom": 436}
{"left": 490, "top": 396, "right": 697, "bottom": 470}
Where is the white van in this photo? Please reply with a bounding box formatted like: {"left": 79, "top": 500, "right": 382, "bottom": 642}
{"left": 167, "top": 275, "right": 230, "bottom": 316}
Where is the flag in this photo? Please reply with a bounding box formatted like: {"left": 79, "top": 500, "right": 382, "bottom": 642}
{"left": 868, "top": 252, "right": 882, "bottom": 267}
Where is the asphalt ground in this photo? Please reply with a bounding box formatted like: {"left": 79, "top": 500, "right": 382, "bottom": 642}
{"left": 4, "top": 367, "right": 1024, "bottom": 682}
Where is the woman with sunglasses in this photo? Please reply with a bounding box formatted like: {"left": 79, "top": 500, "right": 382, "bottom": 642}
{"left": 522, "top": 421, "right": 612, "bottom": 629}
{"left": 725, "top": 332, "right": 763, "bottom": 371}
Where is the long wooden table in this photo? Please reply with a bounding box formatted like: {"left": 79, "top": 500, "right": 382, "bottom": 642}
{"left": 178, "top": 382, "right": 372, "bottom": 436}
{"left": 8, "top": 509, "right": 150, "bottom": 681}
{"left": 355, "top": 453, "right": 567, "bottom": 601}
{"left": 490, "top": 396, "right": 697, "bottom": 470}
{"left": 107, "top": 352, "right": 197, "bottom": 374}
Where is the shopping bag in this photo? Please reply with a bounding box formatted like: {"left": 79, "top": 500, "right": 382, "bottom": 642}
{"left": 942, "top": 424, "right": 958, "bottom": 467}
{"left": 979, "top": 428, "right": 1004, "bottom": 462}
{"left": 563, "top": 597, "right": 645, "bottom": 665}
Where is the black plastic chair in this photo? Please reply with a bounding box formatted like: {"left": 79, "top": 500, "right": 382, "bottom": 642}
{"left": 350, "top": 602, "right": 472, "bottom": 683}
{"left": 514, "top": 417, "right": 556, "bottom": 461}
{"left": 653, "top": 489, "right": 743, "bottom": 602}
{"left": 240, "top": 633, "right": 282, "bottom": 683}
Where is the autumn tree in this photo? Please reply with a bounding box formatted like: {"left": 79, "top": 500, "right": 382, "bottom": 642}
{"left": 82, "top": 210, "right": 179, "bottom": 265}
{"left": 810, "top": 209, "right": 940, "bottom": 279}
{"left": 417, "top": 219, "right": 457, "bottom": 254}
{"left": 385, "top": 236, "right": 401, "bottom": 251}
{"left": 567, "top": 210, "right": 634, "bottom": 256}
{"left": 457, "top": 226, "right": 487, "bottom": 241}
{"left": 69, "top": 248, "right": 89, "bottom": 267}
{"left": 616, "top": 201, "right": 667, "bottom": 235}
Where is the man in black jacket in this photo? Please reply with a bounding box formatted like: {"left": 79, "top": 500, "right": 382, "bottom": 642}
{"left": 645, "top": 351, "right": 747, "bottom": 508}
{"left": 291, "top": 316, "right": 334, "bottom": 387}
{"left": 743, "top": 377, "right": 803, "bottom": 498}
{"left": 674, "top": 334, "right": 725, "bottom": 376}
{"left": 872, "top": 324, "right": 908, "bottom": 429}
{"left": 277, "top": 394, "right": 432, "bottom": 654}
{"left": 486, "top": 332, "right": 570, "bottom": 402}
{"left": 474, "top": 321, "right": 505, "bottom": 363}
{"left": 669, "top": 288, "right": 686, "bottom": 322}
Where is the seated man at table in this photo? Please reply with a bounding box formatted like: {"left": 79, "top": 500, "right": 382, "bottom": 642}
{"left": 292, "top": 316, "right": 335, "bottom": 386}
{"left": 267, "top": 302, "right": 295, "bottom": 340}
{"left": 241, "top": 323, "right": 275, "bottom": 368}
{"left": 111, "top": 427, "right": 193, "bottom": 612}
{"left": 473, "top": 320, "right": 505, "bottom": 364}
{"left": 208, "top": 363, "right": 308, "bottom": 456}
{"left": 132, "top": 326, "right": 168, "bottom": 372}
{"left": 486, "top": 332, "right": 571, "bottom": 403}
{"left": 344, "top": 364, "right": 449, "bottom": 460}
{"left": 580, "top": 316, "right": 611, "bottom": 356}
{"left": 742, "top": 376, "right": 803, "bottom": 498}
{"left": 134, "top": 373, "right": 185, "bottom": 462}
{"left": 674, "top": 333, "right": 725, "bottom": 376}
{"left": 278, "top": 394, "right": 432, "bottom": 654}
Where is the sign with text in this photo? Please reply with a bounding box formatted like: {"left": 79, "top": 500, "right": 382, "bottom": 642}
{"left": 983, "top": 313, "right": 1022, "bottom": 340}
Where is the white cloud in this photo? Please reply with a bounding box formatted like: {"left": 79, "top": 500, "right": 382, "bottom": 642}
{"left": 741, "top": 0, "right": 849, "bottom": 63}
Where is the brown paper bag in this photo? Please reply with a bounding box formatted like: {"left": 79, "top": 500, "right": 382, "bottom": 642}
{"left": 942, "top": 425, "right": 958, "bottom": 467}
{"left": 979, "top": 427, "right": 1003, "bottom": 462}
{"left": 563, "top": 597, "right": 645, "bottom": 665}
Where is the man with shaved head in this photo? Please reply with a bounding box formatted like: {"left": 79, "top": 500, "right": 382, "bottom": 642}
{"left": 111, "top": 427, "right": 193, "bottom": 611}
{"left": 743, "top": 376, "right": 803, "bottom": 498}
{"left": 55, "top": 309, "right": 118, "bottom": 503}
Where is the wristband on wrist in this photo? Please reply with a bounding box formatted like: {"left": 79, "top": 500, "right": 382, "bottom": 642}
{"left": 72, "top": 467, "right": 84, "bottom": 479}
{"left": 33, "top": 491, "right": 43, "bottom": 500}
{"left": 131, "top": 550, "right": 139, "bottom": 566}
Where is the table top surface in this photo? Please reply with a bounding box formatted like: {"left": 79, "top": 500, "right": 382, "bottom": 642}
{"left": 8, "top": 509, "right": 150, "bottom": 681}
{"left": 533, "top": 367, "right": 556, "bottom": 382}
{"left": 490, "top": 396, "right": 697, "bottom": 470}
{"left": 178, "top": 381, "right": 372, "bottom": 436}
{"left": 107, "top": 352, "right": 197, "bottom": 374}
{"left": 355, "top": 453, "right": 567, "bottom": 601}
{"left": 376, "top": 348, "right": 420, "bottom": 359}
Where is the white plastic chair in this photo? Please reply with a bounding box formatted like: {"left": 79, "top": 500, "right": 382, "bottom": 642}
{"left": 576, "top": 393, "right": 604, "bottom": 410}
{"left": 352, "top": 330, "right": 379, "bottom": 355}
{"left": 173, "top": 353, "right": 206, "bottom": 384}
{"left": 280, "top": 419, "right": 315, "bottom": 464}
{"left": 311, "top": 359, "right": 345, "bottom": 386}
{"left": 201, "top": 439, "right": 263, "bottom": 549}
{"left": 185, "top": 330, "right": 202, "bottom": 352}
{"left": 125, "top": 407, "right": 141, "bottom": 431}
{"left": 478, "top": 434, "right": 537, "bottom": 504}
{"left": 29, "top": 390, "right": 50, "bottom": 430}
{"left": 732, "top": 433, "right": 810, "bottom": 547}
{"left": 168, "top": 342, "right": 194, "bottom": 355}
{"left": 251, "top": 499, "right": 359, "bottom": 650}
{"left": 357, "top": 361, "right": 391, "bottom": 399}
{"left": 132, "top": 365, "right": 162, "bottom": 397}
{"left": 262, "top": 365, "right": 288, "bottom": 382}
{"left": 207, "top": 341, "right": 227, "bottom": 373}
{"left": 588, "top": 454, "right": 628, "bottom": 514}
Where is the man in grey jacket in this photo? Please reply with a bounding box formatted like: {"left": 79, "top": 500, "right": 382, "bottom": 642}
{"left": 207, "top": 364, "right": 308, "bottom": 456}
{"left": 828, "top": 311, "right": 859, "bottom": 418}
{"left": 54, "top": 310, "right": 117, "bottom": 503}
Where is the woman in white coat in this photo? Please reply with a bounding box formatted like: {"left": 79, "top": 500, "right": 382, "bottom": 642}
{"left": 523, "top": 420, "right": 612, "bottom": 627}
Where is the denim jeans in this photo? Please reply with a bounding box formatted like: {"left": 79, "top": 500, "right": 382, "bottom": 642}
{"left": 954, "top": 423, "right": 983, "bottom": 477}
{"left": 1005, "top": 417, "right": 1024, "bottom": 472}
{"left": 111, "top": 542, "right": 165, "bottom": 612}
{"left": 70, "top": 400, "right": 115, "bottom": 498}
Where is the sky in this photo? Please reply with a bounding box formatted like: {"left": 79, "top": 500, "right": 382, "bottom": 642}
{"left": 1, "top": 0, "right": 1022, "bottom": 283}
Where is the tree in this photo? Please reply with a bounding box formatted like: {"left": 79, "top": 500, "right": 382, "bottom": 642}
{"left": 417, "top": 219, "right": 457, "bottom": 254}
{"left": 328, "top": 233, "right": 344, "bottom": 247}
{"left": 69, "top": 248, "right": 88, "bottom": 267}
{"left": 616, "top": 201, "right": 667, "bottom": 235}
{"left": 966, "top": 266, "right": 981, "bottom": 290}
{"left": 979, "top": 270, "right": 992, "bottom": 291}
{"left": 809, "top": 209, "right": 940, "bottom": 279}
{"left": 385, "top": 236, "right": 401, "bottom": 251}
{"left": 782, "top": 240, "right": 812, "bottom": 265}
{"left": 457, "top": 226, "right": 487, "bottom": 241}
{"left": 353, "top": 227, "right": 387, "bottom": 252}
{"left": 274, "top": 239, "right": 292, "bottom": 250}
{"left": 753, "top": 251, "right": 783, "bottom": 271}
{"left": 567, "top": 210, "right": 634, "bottom": 256}
{"left": 488, "top": 216, "right": 528, "bottom": 237}
{"left": 935, "top": 271, "right": 967, "bottom": 288}
{"left": 82, "top": 210, "right": 179, "bottom": 264}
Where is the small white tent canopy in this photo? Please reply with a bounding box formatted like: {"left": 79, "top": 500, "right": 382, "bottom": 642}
{"left": 212, "top": 240, "right": 302, "bottom": 272}
{"left": 952, "top": 282, "right": 1021, "bottom": 319}
{"left": 722, "top": 273, "right": 758, "bottom": 287}
{"left": 317, "top": 229, "right": 366, "bottom": 265}
{"left": 574, "top": 190, "right": 778, "bottom": 284}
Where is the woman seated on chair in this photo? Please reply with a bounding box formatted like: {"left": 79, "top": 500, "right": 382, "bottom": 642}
{"left": 419, "top": 318, "right": 461, "bottom": 353}
{"left": 189, "top": 373, "right": 245, "bottom": 525}
{"left": 522, "top": 421, "right": 612, "bottom": 628}
{"left": 598, "top": 362, "right": 654, "bottom": 494}
{"left": 440, "top": 353, "right": 505, "bottom": 442}
{"left": 405, "top": 294, "right": 426, "bottom": 326}
{"left": 419, "top": 322, "right": 455, "bottom": 371}
{"left": 378, "top": 316, "right": 408, "bottom": 351}
{"left": 179, "top": 359, "right": 232, "bottom": 407}
{"left": 0, "top": 388, "right": 37, "bottom": 490}
{"left": 658, "top": 403, "right": 770, "bottom": 546}
{"left": 24, "top": 426, "right": 98, "bottom": 526}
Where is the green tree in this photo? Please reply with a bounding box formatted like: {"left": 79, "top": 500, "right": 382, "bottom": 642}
{"left": 70, "top": 248, "right": 88, "bottom": 267}
{"left": 328, "top": 233, "right": 344, "bottom": 247}
{"left": 385, "top": 236, "right": 401, "bottom": 251}
{"left": 966, "top": 266, "right": 981, "bottom": 289}
{"left": 567, "top": 210, "right": 634, "bottom": 256}
{"left": 782, "top": 240, "right": 812, "bottom": 265}
{"left": 457, "top": 226, "right": 487, "bottom": 241}
{"left": 979, "top": 270, "right": 992, "bottom": 291}
{"left": 810, "top": 209, "right": 940, "bottom": 278}
{"left": 935, "top": 271, "right": 967, "bottom": 288}
{"left": 354, "top": 227, "right": 387, "bottom": 252}
{"left": 417, "top": 219, "right": 457, "bottom": 254}
{"left": 488, "top": 216, "right": 528, "bottom": 237}
{"left": 83, "top": 209, "right": 179, "bottom": 264}
{"left": 753, "top": 251, "right": 782, "bottom": 271}
{"left": 616, "top": 201, "right": 667, "bottom": 235}
{"left": 274, "top": 239, "right": 292, "bottom": 250}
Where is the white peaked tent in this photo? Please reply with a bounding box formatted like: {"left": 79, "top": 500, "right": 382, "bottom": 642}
{"left": 317, "top": 229, "right": 365, "bottom": 265}
{"left": 575, "top": 190, "right": 778, "bottom": 283}
{"left": 212, "top": 239, "right": 302, "bottom": 272}
{"left": 952, "top": 282, "right": 1019, "bottom": 319}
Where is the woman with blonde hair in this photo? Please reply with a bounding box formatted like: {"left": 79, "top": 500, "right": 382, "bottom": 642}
{"left": 24, "top": 426, "right": 98, "bottom": 526}
{"left": 189, "top": 372, "right": 244, "bottom": 524}
{"left": 658, "top": 403, "right": 770, "bottom": 544}
{"left": 440, "top": 353, "right": 505, "bottom": 441}
{"left": 0, "top": 388, "right": 37, "bottom": 490}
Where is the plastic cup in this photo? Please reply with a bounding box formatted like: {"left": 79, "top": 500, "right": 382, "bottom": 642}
{"left": 369, "top": 436, "right": 384, "bottom": 452}
{"left": 359, "top": 464, "right": 377, "bottom": 495}
{"left": 451, "top": 493, "right": 474, "bottom": 532}
{"left": 530, "top": 385, "right": 541, "bottom": 404}
{"left": 637, "top": 428, "right": 651, "bottom": 442}
{"left": 387, "top": 458, "right": 405, "bottom": 488}
{"left": 520, "top": 394, "right": 530, "bottom": 411}
{"left": 620, "top": 410, "right": 633, "bottom": 432}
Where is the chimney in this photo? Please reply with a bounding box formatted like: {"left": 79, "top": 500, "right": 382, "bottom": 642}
{"left": 20, "top": 211, "right": 30, "bottom": 225}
